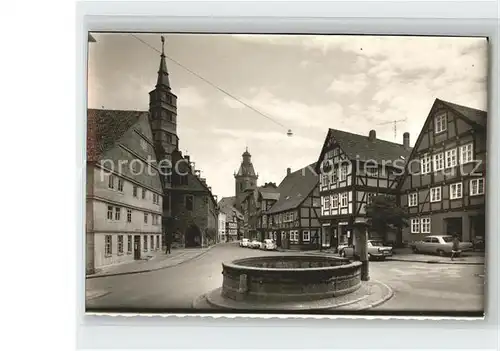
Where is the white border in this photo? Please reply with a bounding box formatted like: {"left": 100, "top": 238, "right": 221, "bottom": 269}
{"left": 76, "top": 1, "right": 499, "bottom": 349}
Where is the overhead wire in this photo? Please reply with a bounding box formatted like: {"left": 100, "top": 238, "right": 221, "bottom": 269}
{"left": 130, "top": 34, "right": 291, "bottom": 132}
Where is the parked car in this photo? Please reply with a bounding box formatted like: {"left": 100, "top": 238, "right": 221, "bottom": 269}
{"left": 472, "top": 237, "right": 485, "bottom": 251}
{"left": 339, "top": 240, "right": 393, "bottom": 261}
{"left": 411, "top": 235, "right": 473, "bottom": 256}
{"left": 249, "top": 240, "right": 262, "bottom": 249}
{"left": 261, "top": 239, "right": 277, "bottom": 251}
{"left": 239, "top": 238, "right": 250, "bottom": 248}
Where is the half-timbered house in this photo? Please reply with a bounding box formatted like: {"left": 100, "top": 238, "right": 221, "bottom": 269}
{"left": 315, "top": 129, "right": 412, "bottom": 249}
{"left": 399, "top": 99, "right": 487, "bottom": 243}
{"left": 265, "top": 164, "right": 321, "bottom": 250}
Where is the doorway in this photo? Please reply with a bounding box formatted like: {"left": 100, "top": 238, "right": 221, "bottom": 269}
{"left": 445, "top": 217, "right": 463, "bottom": 239}
{"left": 185, "top": 224, "right": 202, "bottom": 248}
{"left": 133, "top": 235, "right": 141, "bottom": 260}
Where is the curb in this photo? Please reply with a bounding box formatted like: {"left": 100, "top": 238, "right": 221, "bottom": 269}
{"left": 386, "top": 258, "right": 484, "bottom": 265}
{"left": 86, "top": 244, "right": 217, "bottom": 280}
{"left": 357, "top": 280, "right": 394, "bottom": 310}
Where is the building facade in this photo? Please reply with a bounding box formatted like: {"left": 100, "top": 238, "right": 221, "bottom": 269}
{"left": 148, "top": 37, "right": 218, "bottom": 248}
{"left": 399, "top": 99, "right": 487, "bottom": 244}
{"left": 218, "top": 211, "right": 227, "bottom": 243}
{"left": 218, "top": 197, "right": 244, "bottom": 241}
{"left": 315, "top": 128, "right": 412, "bottom": 249}
{"left": 265, "top": 165, "right": 321, "bottom": 250}
{"left": 86, "top": 110, "right": 163, "bottom": 275}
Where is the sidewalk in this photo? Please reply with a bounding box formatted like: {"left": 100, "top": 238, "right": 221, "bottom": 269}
{"left": 86, "top": 245, "right": 216, "bottom": 279}
{"left": 300, "top": 248, "right": 485, "bottom": 265}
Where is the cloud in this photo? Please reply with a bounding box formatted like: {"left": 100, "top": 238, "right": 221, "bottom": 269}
{"left": 222, "top": 96, "right": 245, "bottom": 109}
{"left": 177, "top": 87, "right": 207, "bottom": 108}
{"left": 242, "top": 88, "right": 345, "bottom": 129}
{"left": 211, "top": 127, "right": 319, "bottom": 149}
{"left": 327, "top": 73, "right": 369, "bottom": 94}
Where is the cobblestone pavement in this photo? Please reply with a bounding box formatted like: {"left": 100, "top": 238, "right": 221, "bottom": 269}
{"left": 85, "top": 244, "right": 484, "bottom": 314}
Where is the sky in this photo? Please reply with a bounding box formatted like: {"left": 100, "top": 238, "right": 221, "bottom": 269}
{"left": 87, "top": 33, "right": 488, "bottom": 199}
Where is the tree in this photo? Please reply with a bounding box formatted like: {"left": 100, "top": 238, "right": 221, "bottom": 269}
{"left": 365, "top": 195, "right": 409, "bottom": 242}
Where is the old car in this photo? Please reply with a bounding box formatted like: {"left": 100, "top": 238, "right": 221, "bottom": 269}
{"left": 249, "top": 240, "right": 262, "bottom": 249}
{"left": 261, "top": 239, "right": 277, "bottom": 251}
{"left": 410, "top": 235, "right": 473, "bottom": 256}
{"left": 239, "top": 238, "right": 250, "bottom": 248}
{"left": 339, "top": 239, "right": 393, "bottom": 261}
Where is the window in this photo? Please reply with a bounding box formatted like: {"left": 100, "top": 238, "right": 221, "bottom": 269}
{"left": 166, "top": 134, "right": 173, "bottom": 144}
{"left": 366, "top": 193, "right": 375, "bottom": 205}
{"left": 153, "top": 193, "right": 158, "bottom": 204}
{"left": 340, "top": 193, "right": 348, "bottom": 208}
{"left": 290, "top": 230, "right": 299, "bottom": 243}
{"left": 133, "top": 185, "right": 138, "bottom": 197}
{"left": 340, "top": 165, "right": 348, "bottom": 180}
{"left": 303, "top": 230, "right": 310, "bottom": 242}
{"left": 143, "top": 213, "right": 148, "bottom": 224}
{"left": 459, "top": 143, "right": 474, "bottom": 164}
{"left": 107, "top": 205, "right": 113, "bottom": 220}
{"left": 324, "top": 196, "right": 330, "bottom": 210}
{"left": 470, "top": 178, "right": 485, "bottom": 196}
{"left": 430, "top": 186, "right": 441, "bottom": 202}
{"left": 127, "top": 235, "right": 132, "bottom": 253}
{"left": 410, "top": 219, "right": 420, "bottom": 233}
{"left": 143, "top": 236, "right": 148, "bottom": 251}
{"left": 108, "top": 174, "right": 115, "bottom": 189}
{"left": 366, "top": 167, "right": 378, "bottom": 177}
{"left": 186, "top": 195, "right": 194, "bottom": 211}
{"left": 150, "top": 235, "right": 155, "bottom": 250}
{"left": 118, "top": 235, "right": 124, "bottom": 254}
{"left": 114, "top": 207, "right": 121, "bottom": 221}
{"left": 117, "top": 179, "right": 124, "bottom": 192}
{"left": 433, "top": 153, "right": 444, "bottom": 172}
{"left": 142, "top": 188, "right": 146, "bottom": 199}
{"left": 105, "top": 235, "right": 112, "bottom": 256}
{"left": 408, "top": 193, "right": 418, "bottom": 207}
{"left": 127, "top": 209, "right": 132, "bottom": 223}
{"left": 420, "top": 218, "right": 431, "bottom": 233}
{"left": 445, "top": 148, "right": 457, "bottom": 168}
{"left": 152, "top": 214, "right": 159, "bottom": 226}
{"left": 450, "top": 182, "right": 463, "bottom": 199}
{"left": 434, "top": 113, "right": 447, "bottom": 133}
{"left": 140, "top": 138, "right": 148, "bottom": 151}
{"left": 421, "top": 154, "right": 431, "bottom": 174}
{"left": 330, "top": 168, "right": 338, "bottom": 183}
{"left": 321, "top": 174, "right": 329, "bottom": 187}
{"left": 331, "top": 194, "right": 339, "bottom": 209}
{"left": 156, "top": 235, "right": 160, "bottom": 249}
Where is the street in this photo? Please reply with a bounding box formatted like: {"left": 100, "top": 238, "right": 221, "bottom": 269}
{"left": 86, "top": 243, "right": 484, "bottom": 313}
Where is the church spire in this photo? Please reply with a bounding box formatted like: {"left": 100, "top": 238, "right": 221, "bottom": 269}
{"left": 156, "top": 36, "right": 171, "bottom": 89}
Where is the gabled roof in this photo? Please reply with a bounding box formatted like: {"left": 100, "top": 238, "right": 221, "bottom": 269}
{"left": 437, "top": 98, "right": 487, "bottom": 127}
{"left": 257, "top": 183, "right": 280, "bottom": 201}
{"left": 87, "top": 109, "right": 148, "bottom": 162}
{"left": 218, "top": 197, "right": 243, "bottom": 220}
{"left": 331, "top": 129, "right": 411, "bottom": 163}
{"left": 267, "top": 163, "right": 318, "bottom": 214}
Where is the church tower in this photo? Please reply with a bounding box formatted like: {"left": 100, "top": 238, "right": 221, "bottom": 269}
{"left": 149, "top": 36, "right": 179, "bottom": 189}
{"left": 234, "top": 148, "right": 258, "bottom": 198}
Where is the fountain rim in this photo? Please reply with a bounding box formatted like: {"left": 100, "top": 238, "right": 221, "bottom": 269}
{"left": 222, "top": 255, "right": 362, "bottom": 273}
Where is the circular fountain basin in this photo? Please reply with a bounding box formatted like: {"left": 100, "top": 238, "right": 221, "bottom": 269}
{"left": 221, "top": 255, "right": 362, "bottom": 303}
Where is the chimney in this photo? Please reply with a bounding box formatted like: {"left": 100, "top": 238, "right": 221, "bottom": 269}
{"left": 287, "top": 167, "right": 291, "bottom": 175}
{"left": 368, "top": 130, "right": 376, "bottom": 141}
{"left": 403, "top": 132, "right": 410, "bottom": 149}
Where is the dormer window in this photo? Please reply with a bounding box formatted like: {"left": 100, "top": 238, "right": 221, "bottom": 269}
{"left": 434, "top": 112, "right": 447, "bottom": 134}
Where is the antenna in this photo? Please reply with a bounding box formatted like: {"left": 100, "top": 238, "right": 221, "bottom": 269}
{"left": 377, "top": 118, "right": 407, "bottom": 140}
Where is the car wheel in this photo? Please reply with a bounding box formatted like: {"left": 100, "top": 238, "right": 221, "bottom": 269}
{"left": 340, "top": 250, "right": 346, "bottom": 257}
{"left": 412, "top": 246, "right": 419, "bottom": 253}
{"left": 437, "top": 249, "right": 445, "bottom": 257}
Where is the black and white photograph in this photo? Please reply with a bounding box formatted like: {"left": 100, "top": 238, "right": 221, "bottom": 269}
{"left": 85, "top": 32, "right": 487, "bottom": 316}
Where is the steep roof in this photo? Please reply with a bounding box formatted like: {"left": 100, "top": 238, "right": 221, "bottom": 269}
{"left": 87, "top": 109, "right": 148, "bottom": 162}
{"left": 258, "top": 184, "right": 280, "bottom": 201}
{"left": 437, "top": 98, "right": 487, "bottom": 127}
{"left": 267, "top": 163, "right": 318, "bottom": 214}
{"left": 218, "top": 197, "right": 243, "bottom": 220}
{"left": 328, "top": 129, "right": 412, "bottom": 164}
